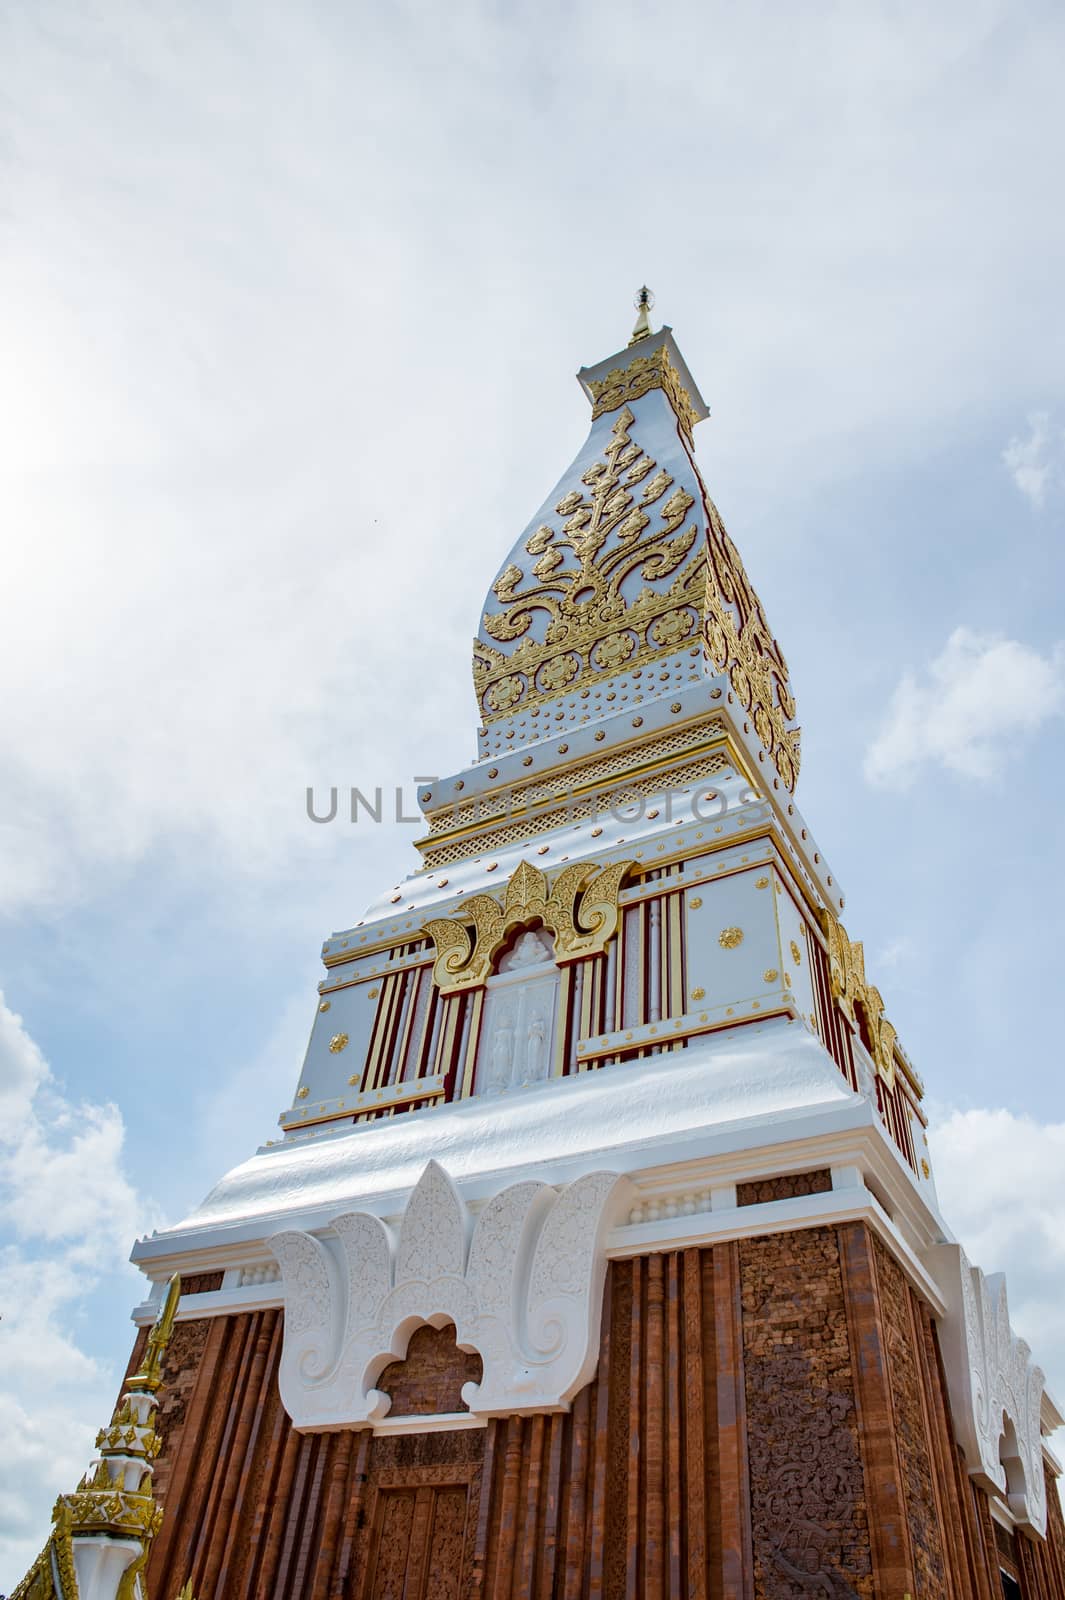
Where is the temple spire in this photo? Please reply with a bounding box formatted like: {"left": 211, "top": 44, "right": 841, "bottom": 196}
{"left": 11, "top": 1275, "right": 182, "bottom": 1600}
{"left": 628, "top": 284, "right": 654, "bottom": 344}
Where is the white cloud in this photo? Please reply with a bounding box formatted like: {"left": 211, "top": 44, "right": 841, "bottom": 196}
{"left": 0, "top": 1, "right": 1063, "bottom": 918}
{"left": 864, "top": 627, "right": 1065, "bottom": 788}
{"left": 0, "top": 1, "right": 1063, "bottom": 1572}
{"left": 1003, "top": 412, "right": 1063, "bottom": 509}
{"left": 931, "top": 1108, "right": 1065, "bottom": 1427}
{"left": 0, "top": 995, "right": 157, "bottom": 1583}
{"left": 873, "top": 935, "right": 916, "bottom": 971}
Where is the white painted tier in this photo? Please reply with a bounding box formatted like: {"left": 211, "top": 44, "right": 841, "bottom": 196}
{"left": 138, "top": 1019, "right": 861, "bottom": 1246}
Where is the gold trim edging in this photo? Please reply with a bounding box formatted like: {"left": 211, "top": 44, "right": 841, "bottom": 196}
{"left": 423, "top": 857, "right": 635, "bottom": 995}
{"left": 586, "top": 345, "right": 699, "bottom": 443}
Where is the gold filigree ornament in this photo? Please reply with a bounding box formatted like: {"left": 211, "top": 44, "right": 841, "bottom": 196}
{"left": 11, "top": 1276, "right": 181, "bottom": 1600}
{"left": 423, "top": 857, "right": 635, "bottom": 995}
{"left": 484, "top": 673, "right": 524, "bottom": 713}
{"left": 593, "top": 630, "right": 637, "bottom": 671}
{"left": 702, "top": 495, "right": 801, "bottom": 792}
{"left": 328, "top": 1033, "right": 350, "bottom": 1053}
{"left": 819, "top": 911, "right": 901, "bottom": 1090}
{"left": 648, "top": 607, "right": 696, "bottom": 648}
{"left": 474, "top": 381, "right": 801, "bottom": 794}
{"left": 718, "top": 927, "right": 744, "bottom": 949}
{"left": 474, "top": 405, "right": 704, "bottom": 724}
{"left": 586, "top": 345, "right": 700, "bottom": 444}
{"left": 538, "top": 653, "right": 580, "bottom": 693}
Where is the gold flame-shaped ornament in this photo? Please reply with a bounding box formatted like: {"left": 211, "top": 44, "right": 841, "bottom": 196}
{"left": 10, "top": 1276, "right": 182, "bottom": 1600}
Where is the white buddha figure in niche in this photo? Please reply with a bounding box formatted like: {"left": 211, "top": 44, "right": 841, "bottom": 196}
{"left": 500, "top": 930, "right": 553, "bottom": 972}
{"left": 475, "top": 927, "right": 559, "bottom": 1096}
{"left": 486, "top": 1010, "right": 515, "bottom": 1095}
{"left": 523, "top": 1011, "right": 548, "bottom": 1085}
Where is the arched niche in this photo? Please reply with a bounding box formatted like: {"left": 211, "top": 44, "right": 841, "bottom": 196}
{"left": 375, "top": 1320, "right": 484, "bottom": 1418}
{"left": 998, "top": 1413, "right": 1029, "bottom": 1517}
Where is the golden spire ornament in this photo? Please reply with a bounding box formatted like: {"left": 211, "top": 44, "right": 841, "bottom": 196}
{"left": 11, "top": 1275, "right": 182, "bottom": 1600}
{"left": 629, "top": 284, "right": 654, "bottom": 344}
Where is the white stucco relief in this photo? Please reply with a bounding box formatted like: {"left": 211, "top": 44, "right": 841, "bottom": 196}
{"left": 475, "top": 931, "right": 559, "bottom": 1097}
{"left": 269, "top": 1158, "right": 621, "bottom": 1430}
{"left": 931, "top": 1242, "right": 1047, "bottom": 1534}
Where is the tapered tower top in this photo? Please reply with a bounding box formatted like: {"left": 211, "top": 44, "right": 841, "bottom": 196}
{"left": 473, "top": 296, "right": 800, "bottom": 793}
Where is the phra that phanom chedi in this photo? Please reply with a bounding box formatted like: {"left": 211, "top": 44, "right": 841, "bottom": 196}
{"left": 17, "top": 291, "right": 1065, "bottom": 1599}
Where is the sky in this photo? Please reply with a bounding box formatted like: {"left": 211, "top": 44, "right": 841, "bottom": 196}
{"left": 1, "top": 0, "right": 1064, "bottom": 1579}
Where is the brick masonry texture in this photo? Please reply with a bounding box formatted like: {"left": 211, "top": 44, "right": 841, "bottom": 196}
{"left": 179, "top": 1271, "right": 225, "bottom": 1295}
{"left": 377, "top": 1323, "right": 483, "bottom": 1416}
{"left": 739, "top": 1226, "right": 873, "bottom": 1598}
{"left": 736, "top": 1169, "right": 832, "bottom": 1207}
{"left": 873, "top": 1235, "right": 949, "bottom": 1597}
{"left": 134, "top": 1230, "right": 1065, "bottom": 1599}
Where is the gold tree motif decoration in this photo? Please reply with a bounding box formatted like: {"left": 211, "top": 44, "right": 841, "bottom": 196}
{"left": 423, "top": 858, "right": 635, "bottom": 995}
{"left": 473, "top": 405, "right": 703, "bottom": 724}
{"left": 472, "top": 382, "right": 802, "bottom": 793}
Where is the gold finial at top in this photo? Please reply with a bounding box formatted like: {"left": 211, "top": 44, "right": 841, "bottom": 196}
{"left": 629, "top": 285, "right": 655, "bottom": 345}
{"left": 129, "top": 1272, "right": 182, "bottom": 1392}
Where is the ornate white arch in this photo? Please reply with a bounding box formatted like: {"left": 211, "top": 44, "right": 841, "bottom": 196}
{"left": 933, "top": 1243, "right": 1047, "bottom": 1534}
{"left": 270, "top": 1159, "right": 621, "bottom": 1430}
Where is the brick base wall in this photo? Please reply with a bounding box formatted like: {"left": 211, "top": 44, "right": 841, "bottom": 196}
{"left": 138, "top": 1226, "right": 1065, "bottom": 1599}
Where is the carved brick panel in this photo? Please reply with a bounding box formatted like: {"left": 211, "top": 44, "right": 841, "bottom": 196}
{"left": 152, "top": 1318, "right": 210, "bottom": 1500}
{"left": 737, "top": 1169, "right": 832, "bottom": 1207}
{"left": 739, "top": 1227, "right": 873, "bottom": 1599}
{"left": 873, "top": 1238, "right": 948, "bottom": 1597}
{"left": 179, "top": 1270, "right": 224, "bottom": 1295}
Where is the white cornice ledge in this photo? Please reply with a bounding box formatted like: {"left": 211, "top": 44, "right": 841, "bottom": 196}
{"left": 132, "top": 1022, "right": 938, "bottom": 1270}
{"left": 608, "top": 1181, "right": 945, "bottom": 1314}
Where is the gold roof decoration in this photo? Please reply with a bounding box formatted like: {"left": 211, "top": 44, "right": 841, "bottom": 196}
{"left": 11, "top": 1275, "right": 182, "bottom": 1600}
{"left": 474, "top": 402, "right": 705, "bottom": 724}
{"left": 585, "top": 343, "right": 700, "bottom": 444}
{"left": 423, "top": 856, "right": 634, "bottom": 995}
{"left": 703, "top": 495, "right": 801, "bottom": 792}
{"left": 472, "top": 313, "right": 801, "bottom": 792}
{"left": 819, "top": 912, "right": 911, "bottom": 1094}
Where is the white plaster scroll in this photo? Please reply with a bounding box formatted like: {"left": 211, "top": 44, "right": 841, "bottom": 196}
{"left": 931, "top": 1242, "right": 1047, "bottom": 1534}
{"left": 395, "top": 1159, "right": 466, "bottom": 1282}
{"left": 332, "top": 1211, "right": 391, "bottom": 1340}
{"left": 269, "top": 1159, "right": 623, "bottom": 1431}
{"left": 271, "top": 1229, "right": 339, "bottom": 1385}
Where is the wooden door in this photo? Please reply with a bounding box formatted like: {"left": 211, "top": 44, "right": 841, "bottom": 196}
{"left": 364, "top": 1480, "right": 473, "bottom": 1600}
